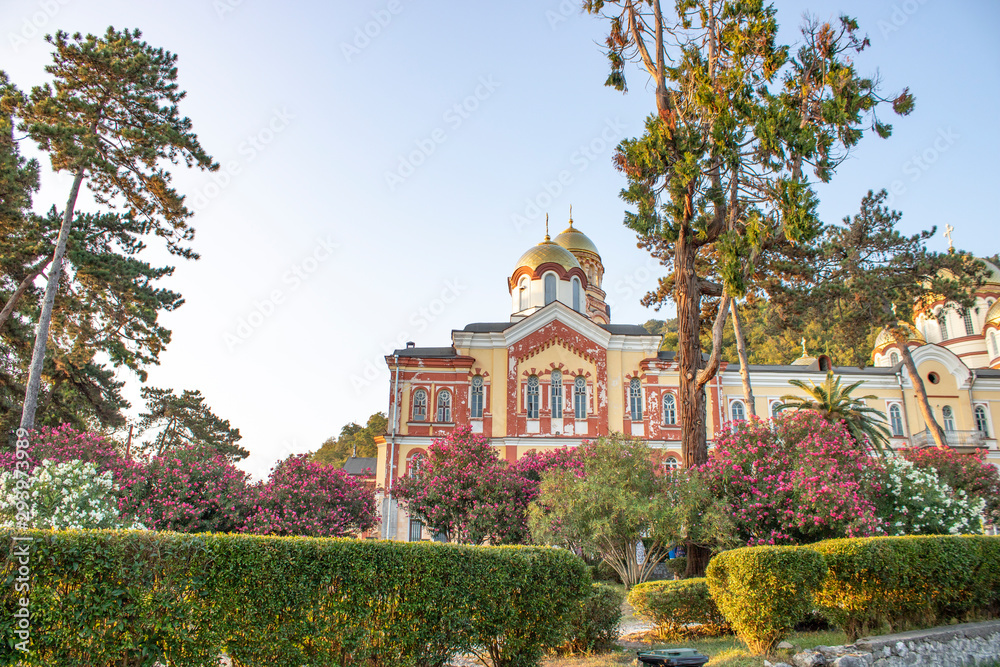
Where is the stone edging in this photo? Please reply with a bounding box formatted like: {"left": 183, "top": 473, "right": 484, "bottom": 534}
{"left": 765, "top": 620, "right": 1000, "bottom": 667}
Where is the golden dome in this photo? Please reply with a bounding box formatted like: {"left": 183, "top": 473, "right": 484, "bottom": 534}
{"left": 514, "top": 239, "right": 582, "bottom": 273}
{"left": 874, "top": 322, "right": 925, "bottom": 351}
{"left": 986, "top": 299, "right": 1000, "bottom": 328}
{"left": 552, "top": 218, "right": 600, "bottom": 256}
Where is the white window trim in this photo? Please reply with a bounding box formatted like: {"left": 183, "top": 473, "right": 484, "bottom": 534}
{"left": 886, "top": 401, "right": 906, "bottom": 438}
{"left": 974, "top": 403, "right": 992, "bottom": 438}
{"left": 729, "top": 398, "right": 747, "bottom": 422}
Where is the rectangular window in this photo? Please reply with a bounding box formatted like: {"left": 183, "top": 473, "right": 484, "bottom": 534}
{"left": 409, "top": 518, "right": 423, "bottom": 542}
{"left": 574, "top": 378, "right": 587, "bottom": 419}
{"left": 471, "top": 377, "right": 484, "bottom": 419}
{"left": 629, "top": 378, "right": 643, "bottom": 421}
{"left": 551, "top": 372, "right": 563, "bottom": 419}
{"left": 526, "top": 376, "right": 539, "bottom": 419}
{"left": 963, "top": 309, "right": 975, "bottom": 336}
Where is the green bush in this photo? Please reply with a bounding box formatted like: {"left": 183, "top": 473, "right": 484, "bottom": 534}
{"left": 706, "top": 546, "right": 827, "bottom": 655}
{"left": 627, "top": 578, "right": 727, "bottom": 639}
{"left": 556, "top": 583, "right": 624, "bottom": 655}
{"left": 594, "top": 558, "right": 622, "bottom": 584}
{"left": 0, "top": 529, "right": 589, "bottom": 667}
{"left": 811, "top": 535, "right": 1000, "bottom": 641}
{"left": 665, "top": 556, "right": 687, "bottom": 578}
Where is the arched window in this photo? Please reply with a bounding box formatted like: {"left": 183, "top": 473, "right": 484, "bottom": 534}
{"left": 526, "top": 375, "right": 540, "bottom": 419}
{"left": 412, "top": 389, "right": 427, "bottom": 422}
{"left": 544, "top": 274, "right": 557, "bottom": 305}
{"left": 407, "top": 452, "right": 425, "bottom": 479}
{"left": 730, "top": 400, "right": 746, "bottom": 422}
{"left": 663, "top": 393, "right": 676, "bottom": 425}
{"left": 571, "top": 278, "right": 582, "bottom": 312}
{"left": 518, "top": 278, "right": 529, "bottom": 311}
{"left": 771, "top": 402, "right": 782, "bottom": 418}
{"left": 664, "top": 456, "right": 680, "bottom": 470}
{"left": 470, "top": 376, "right": 484, "bottom": 419}
{"left": 975, "top": 405, "right": 990, "bottom": 437}
{"left": 629, "top": 377, "right": 643, "bottom": 421}
{"left": 963, "top": 309, "right": 975, "bottom": 336}
{"left": 436, "top": 390, "right": 451, "bottom": 423}
{"left": 573, "top": 376, "right": 587, "bottom": 419}
{"left": 942, "top": 405, "right": 955, "bottom": 431}
{"left": 938, "top": 312, "right": 949, "bottom": 341}
{"left": 818, "top": 356, "right": 831, "bottom": 372}
{"left": 990, "top": 330, "right": 999, "bottom": 358}
{"left": 550, "top": 370, "right": 563, "bottom": 418}
{"left": 890, "top": 351, "right": 900, "bottom": 366}
{"left": 889, "top": 404, "right": 904, "bottom": 437}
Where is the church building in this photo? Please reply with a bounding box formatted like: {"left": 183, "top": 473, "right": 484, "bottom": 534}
{"left": 374, "top": 215, "right": 1000, "bottom": 541}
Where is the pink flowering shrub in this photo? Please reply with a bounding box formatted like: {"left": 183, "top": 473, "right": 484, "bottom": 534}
{"left": 119, "top": 445, "right": 255, "bottom": 533}
{"left": 700, "top": 411, "right": 883, "bottom": 545}
{"left": 396, "top": 426, "right": 542, "bottom": 544}
{"left": 244, "top": 454, "right": 378, "bottom": 538}
{"left": 0, "top": 424, "right": 136, "bottom": 483}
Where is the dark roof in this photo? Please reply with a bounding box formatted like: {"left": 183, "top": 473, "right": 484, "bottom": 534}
{"left": 975, "top": 369, "right": 1000, "bottom": 378}
{"left": 391, "top": 346, "right": 457, "bottom": 358}
{"left": 599, "top": 324, "right": 655, "bottom": 335}
{"left": 657, "top": 350, "right": 677, "bottom": 361}
{"left": 342, "top": 457, "right": 377, "bottom": 476}
{"left": 462, "top": 322, "right": 513, "bottom": 333}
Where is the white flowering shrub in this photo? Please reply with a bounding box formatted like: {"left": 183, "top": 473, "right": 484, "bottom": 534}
{"left": 0, "top": 459, "right": 144, "bottom": 530}
{"left": 877, "top": 454, "right": 985, "bottom": 536}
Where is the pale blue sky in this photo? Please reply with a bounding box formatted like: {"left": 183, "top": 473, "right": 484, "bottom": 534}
{"left": 3, "top": 0, "right": 998, "bottom": 477}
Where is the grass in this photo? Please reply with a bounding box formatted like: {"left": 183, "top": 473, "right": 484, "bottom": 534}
{"left": 542, "top": 630, "right": 850, "bottom": 667}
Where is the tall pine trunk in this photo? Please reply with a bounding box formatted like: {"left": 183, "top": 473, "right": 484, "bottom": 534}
{"left": 894, "top": 331, "right": 947, "bottom": 449}
{"left": 20, "top": 166, "right": 85, "bottom": 430}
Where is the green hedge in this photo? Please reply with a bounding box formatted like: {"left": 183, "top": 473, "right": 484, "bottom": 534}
{"left": 556, "top": 583, "right": 623, "bottom": 655}
{"left": 811, "top": 535, "right": 1000, "bottom": 641}
{"left": 706, "top": 546, "right": 827, "bottom": 654}
{"left": 627, "top": 578, "right": 727, "bottom": 639}
{"left": 0, "top": 529, "right": 589, "bottom": 667}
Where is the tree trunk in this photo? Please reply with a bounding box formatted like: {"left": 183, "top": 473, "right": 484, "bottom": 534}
{"left": 677, "top": 234, "right": 706, "bottom": 469}
{"left": 732, "top": 302, "right": 756, "bottom": 417}
{"left": 0, "top": 258, "right": 50, "bottom": 333}
{"left": 894, "top": 330, "right": 947, "bottom": 449}
{"left": 684, "top": 543, "right": 710, "bottom": 578}
{"left": 20, "top": 166, "right": 86, "bottom": 431}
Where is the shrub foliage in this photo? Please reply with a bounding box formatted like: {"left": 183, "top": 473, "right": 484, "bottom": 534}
{"left": 811, "top": 535, "right": 1000, "bottom": 641}
{"left": 0, "top": 529, "right": 589, "bottom": 667}
{"left": 706, "top": 545, "right": 827, "bottom": 654}
{"left": 628, "top": 577, "right": 727, "bottom": 639}
{"left": 556, "top": 583, "right": 624, "bottom": 656}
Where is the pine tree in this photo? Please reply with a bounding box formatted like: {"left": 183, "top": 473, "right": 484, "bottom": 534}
{"left": 137, "top": 387, "right": 246, "bottom": 461}
{"left": 12, "top": 28, "right": 217, "bottom": 430}
{"left": 584, "top": 1, "right": 913, "bottom": 471}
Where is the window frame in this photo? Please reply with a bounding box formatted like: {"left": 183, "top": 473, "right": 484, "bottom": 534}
{"left": 571, "top": 277, "right": 582, "bottom": 312}
{"left": 412, "top": 389, "right": 428, "bottom": 422}
{"left": 663, "top": 392, "right": 677, "bottom": 425}
{"left": 573, "top": 376, "right": 587, "bottom": 419}
{"left": 518, "top": 277, "right": 529, "bottom": 311}
{"left": 974, "top": 404, "right": 990, "bottom": 437}
{"left": 550, "top": 370, "right": 563, "bottom": 419}
{"left": 730, "top": 399, "right": 746, "bottom": 422}
{"left": 526, "top": 375, "right": 540, "bottom": 419}
{"left": 628, "top": 377, "right": 643, "bottom": 421}
{"left": 543, "top": 273, "right": 557, "bottom": 305}
{"left": 888, "top": 403, "right": 904, "bottom": 437}
{"left": 938, "top": 310, "right": 949, "bottom": 341}
{"left": 963, "top": 309, "right": 975, "bottom": 336}
{"left": 470, "top": 376, "right": 484, "bottom": 419}
{"left": 942, "top": 405, "right": 955, "bottom": 431}
{"left": 436, "top": 389, "right": 452, "bottom": 423}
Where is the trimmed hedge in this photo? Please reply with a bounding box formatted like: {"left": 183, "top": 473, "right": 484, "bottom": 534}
{"left": 627, "top": 578, "right": 727, "bottom": 639}
{"left": 811, "top": 535, "right": 1000, "bottom": 641}
{"left": 706, "top": 546, "right": 827, "bottom": 654}
{"left": 556, "top": 583, "right": 624, "bottom": 655}
{"left": 0, "top": 529, "right": 589, "bottom": 667}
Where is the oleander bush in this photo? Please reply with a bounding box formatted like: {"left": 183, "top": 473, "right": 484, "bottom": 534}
{"left": 706, "top": 545, "right": 827, "bottom": 654}
{"left": 811, "top": 535, "right": 1000, "bottom": 641}
{"left": 627, "top": 577, "right": 727, "bottom": 639}
{"left": 555, "top": 583, "right": 624, "bottom": 655}
{"left": 0, "top": 529, "right": 589, "bottom": 667}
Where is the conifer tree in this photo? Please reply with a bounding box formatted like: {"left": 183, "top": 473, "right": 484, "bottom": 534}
{"left": 137, "top": 386, "right": 247, "bottom": 461}
{"left": 584, "top": 1, "right": 913, "bottom": 470}
{"left": 12, "top": 28, "right": 216, "bottom": 430}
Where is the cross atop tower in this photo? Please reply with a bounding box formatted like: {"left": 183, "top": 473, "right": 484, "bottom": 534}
{"left": 944, "top": 224, "right": 954, "bottom": 250}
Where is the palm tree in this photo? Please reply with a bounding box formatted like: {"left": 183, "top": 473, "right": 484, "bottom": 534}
{"left": 776, "top": 370, "right": 891, "bottom": 455}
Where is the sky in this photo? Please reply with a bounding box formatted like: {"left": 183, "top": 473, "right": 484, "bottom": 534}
{"left": 2, "top": 0, "right": 998, "bottom": 478}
